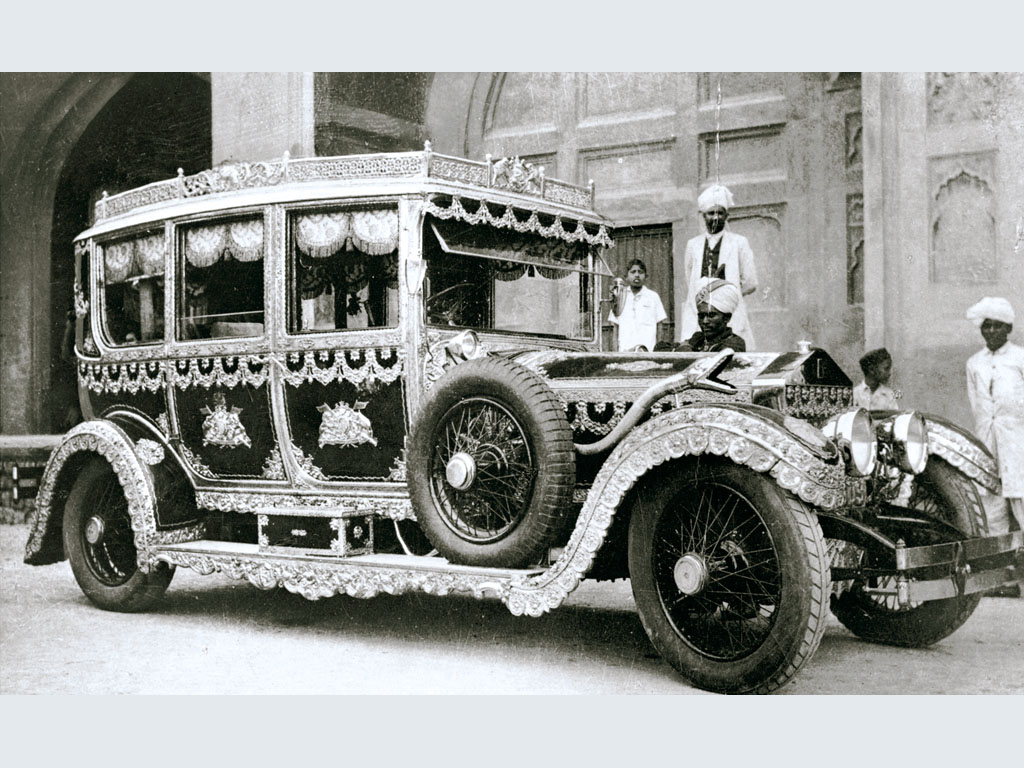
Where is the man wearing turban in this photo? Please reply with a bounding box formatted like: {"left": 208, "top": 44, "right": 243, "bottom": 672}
{"left": 964, "top": 297, "right": 1024, "bottom": 581}
{"left": 678, "top": 184, "right": 758, "bottom": 350}
{"left": 672, "top": 277, "right": 746, "bottom": 352}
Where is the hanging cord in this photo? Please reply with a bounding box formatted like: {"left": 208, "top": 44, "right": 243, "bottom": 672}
{"left": 714, "top": 77, "right": 723, "bottom": 184}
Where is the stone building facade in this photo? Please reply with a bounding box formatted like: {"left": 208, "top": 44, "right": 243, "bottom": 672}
{"left": 2, "top": 72, "right": 1022, "bottom": 438}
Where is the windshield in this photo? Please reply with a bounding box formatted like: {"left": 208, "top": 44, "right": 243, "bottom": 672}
{"left": 424, "top": 216, "right": 602, "bottom": 340}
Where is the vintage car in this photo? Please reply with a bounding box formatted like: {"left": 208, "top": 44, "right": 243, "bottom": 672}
{"left": 25, "top": 144, "right": 1021, "bottom": 694}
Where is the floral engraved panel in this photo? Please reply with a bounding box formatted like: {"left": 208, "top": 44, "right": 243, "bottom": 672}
{"left": 929, "top": 153, "right": 997, "bottom": 283}
{"left": 846, "top": 194, "right": 864, "bottom": 305}
{"left": 845, "top": 112, "right": 862, "bottom": 171}
{"left": 927, "top": 73, "right": 1002, "bottom": 125}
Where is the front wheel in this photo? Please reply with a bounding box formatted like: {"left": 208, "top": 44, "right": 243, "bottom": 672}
{"left": 830, "top": 458, "right": 983, "bottom": 647}
{"left": 627, "top": 458, "right": 831, "bottom": 694}
{"left": 63, "top": 458, "right": 173, "bottom": 612}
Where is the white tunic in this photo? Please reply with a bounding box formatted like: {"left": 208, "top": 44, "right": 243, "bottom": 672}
{"left": 608, "top": 286, "right": 667, "bottom": 352}
{"left": 966, "top": 341, "right": 1024, "bottom": 498}
{"left": 853, "top": 382, "right": 899, "bottom": 410}
{"left": 679, "top": 230, "right": 758, "bottom": 350}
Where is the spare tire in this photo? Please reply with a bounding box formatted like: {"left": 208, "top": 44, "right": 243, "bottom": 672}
{"left": 407, "top": 356, "right": 575, "bottom": 568}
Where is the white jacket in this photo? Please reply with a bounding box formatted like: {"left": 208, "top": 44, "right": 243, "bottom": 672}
{"left": 679, "top": 230, "right": 757, "bottom": 350}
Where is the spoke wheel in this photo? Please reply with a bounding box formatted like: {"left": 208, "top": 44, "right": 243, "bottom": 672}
{"left": 830, "top": 458, "right": 983, "bottom": 647}
{"left": 429, "top": 397, "right": 535, "bottom": 542}
{"left": 408, "top": 357, "right": 574, "bottom": 568}
{"left": 628, "top": 458, "right": 830, "bottom": 694}
{"left": 63, "top": 458, "right": 173, "bottom": 612}
{"left": 651, "top": 483, "right": 782, "bottom": 661}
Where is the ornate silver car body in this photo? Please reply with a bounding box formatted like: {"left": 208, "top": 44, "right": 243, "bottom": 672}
{"left": 25, "top": 145, "right": 1021, "bottom": 693}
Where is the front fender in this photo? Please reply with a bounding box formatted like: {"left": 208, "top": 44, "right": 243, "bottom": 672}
{"left": 592, "top": 404, "right": 848, "bottom": 512}
{"left": 501, "top": 404, "right": 846, "bottom": 617}
{"left": 923, "top": 415, "right": 1000, "bottom": 494}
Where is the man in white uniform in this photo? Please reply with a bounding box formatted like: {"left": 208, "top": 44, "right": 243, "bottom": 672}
{"left": 679, "top": 184, "right": 758, "bottom": 350}
{"left": 965, "top": 297, "right": 1024, "bottom": 540}
{"left": 608, "top": 258, "right": 667, "bottom": 352}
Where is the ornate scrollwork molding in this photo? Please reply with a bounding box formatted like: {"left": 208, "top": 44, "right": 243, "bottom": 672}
{"left": 424, "top": 196, "right": 613, "bottom": 248}
{"left": 179, "top": 443, "right": 214, "bottom": 478}
{"left": 196, "top": 491, "right": 414, "bottom": 520}
{"left": 182, "top": 159, "right": 288, "bottom": 197}
{"left": 151, "top": 522, "right": 206, "bottom": 546}
{"left": 925, "top": 419, "right": 1001, "bottom": 493}
{"left": 78, "top": 361, "right": 165, "bottom": 394}
{"left": 501, "top": 405, "right": 847, "bottom": 618}
{"left": 26, "top": 421, "right": 159, "bottom": 569}
{"left": 171, "top": 355, "right": 270, "bottom": 390}
{"left": 135, "top": 438, "right": 165, "bottom": 466}
{"left": 154, "top": 549, "right": 508, "bottom": 602}
{"left": 280, "top": 348, "right": 404, "bottom": 387}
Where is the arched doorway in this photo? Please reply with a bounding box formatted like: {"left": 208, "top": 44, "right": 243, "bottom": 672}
{"left": 48, "top": 73, "right": 212, "bottom": 431}
{"left": 0, "top": 73, "right": 212, "bottom": 434}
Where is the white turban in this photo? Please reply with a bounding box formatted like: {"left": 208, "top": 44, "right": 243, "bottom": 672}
{"left": 695, "top": 277, "right": 741, "bottom": 314}
{"left": 966, "top": 296, "right": 1015, "bottom": 327}
{"left": 697, "top": 183, "right": 735, "bottom": 212}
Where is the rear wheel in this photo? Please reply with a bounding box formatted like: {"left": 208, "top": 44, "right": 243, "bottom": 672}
{"left": 830, "top": 459, "right": 983, "bottom": 647}
{"left": 627, "top": 458, "right": 830, "bottom": 694}
{"left": 63, "top": 458, "right": 173, "bottom": 612}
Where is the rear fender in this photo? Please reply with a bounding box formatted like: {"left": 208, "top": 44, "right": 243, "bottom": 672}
{"left": 23, "top": 420, "right": 202, "bottom": 570}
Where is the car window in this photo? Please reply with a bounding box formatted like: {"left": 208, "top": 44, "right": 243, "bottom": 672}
{"left": 287, "top": 207, "right": 399, "bottom": 333}
{"left": 177, "top": 216, "right": 265, "bottom": 340}
{"left": 424, "top": 217, "right": 595, "bottom": 339}
{"left": 99, "top": 231, "right": 165, "bottom": 346}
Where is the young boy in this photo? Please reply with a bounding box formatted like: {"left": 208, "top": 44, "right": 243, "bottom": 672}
{"left": 853, "top": 348, "right": 898, "bottom": 411}
{"left": 608, "top": 258, "right": 667, "bottom": 352}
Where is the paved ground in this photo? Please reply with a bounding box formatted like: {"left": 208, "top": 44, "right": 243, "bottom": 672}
{"left": 2, "top": 523, "right": 1022, "bottom": 695}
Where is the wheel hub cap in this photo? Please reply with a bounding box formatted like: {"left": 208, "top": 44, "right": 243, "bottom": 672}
{"left": 84, "top": 515, "right": 105, "bottom": 546}
{"left": 445, "top": 452, "right": 477, "bottom": 491}
{"left": 674, "top": 553, "right": 709, "bottom": 595}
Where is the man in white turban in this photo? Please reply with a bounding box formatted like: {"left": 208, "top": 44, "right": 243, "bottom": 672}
{"left": 678, "top": 184, "right": 758, "bottom": 350}
{"left": 964, "top": 297, "right": 1024, "bottom": 596}
{"left": 672, "top": 277, "right": 746, "bottom": 352}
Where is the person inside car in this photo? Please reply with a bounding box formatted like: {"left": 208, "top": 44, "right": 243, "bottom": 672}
{"left": 671, "top": 277, "right": 746, "bottom": 352}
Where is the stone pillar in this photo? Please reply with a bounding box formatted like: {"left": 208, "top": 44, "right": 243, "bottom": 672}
{"left": 211, "top": 72, "right": 315, "bottom": 164}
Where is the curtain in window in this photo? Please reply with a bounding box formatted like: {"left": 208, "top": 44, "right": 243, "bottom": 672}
{"left": 294, "top": 209, "right": 399, "bottom": 258}
{"left": 185, "top": 219, "right": 264, "bottom": 267}
{"left": 103, "top": 233, "right": 167, "bottom": 283}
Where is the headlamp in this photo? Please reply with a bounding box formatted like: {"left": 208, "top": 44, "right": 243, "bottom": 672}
{"left": 822, "top": 408, "right": 877, "bottom": 477}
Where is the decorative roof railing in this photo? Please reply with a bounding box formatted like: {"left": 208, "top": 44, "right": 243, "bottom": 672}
{"left": 94, "top": 142, "right": 598, "bottom": 223}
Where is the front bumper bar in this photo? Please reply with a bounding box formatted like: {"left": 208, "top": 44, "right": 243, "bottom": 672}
{"left": 822, "top": 516, "right": 1022, "bottom": 608}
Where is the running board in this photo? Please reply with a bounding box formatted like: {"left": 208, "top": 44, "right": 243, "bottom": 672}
{"left": 153, "top": 539, "right": 546, "bottom": 604}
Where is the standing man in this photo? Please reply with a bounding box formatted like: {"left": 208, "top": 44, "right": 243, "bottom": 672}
{"left": 965, "top": 297, "right": 1024, "bottom": 545}
{"left": 679, "top": 184, "right": 758, "bottom": 350}
{"left": 608, "top": 258, "right": 667, "bottom": 352}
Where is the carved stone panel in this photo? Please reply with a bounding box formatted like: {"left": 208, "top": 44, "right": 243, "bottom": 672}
{"left": 487, "top": 73, "right": 562, "bottom": 131}
{"left": 699, "top": 126, "right": 786, "bottom": 184}
{"left": 729, "top": 206, "right": 786, "bottom": 309}
{"left": 583, "top": 73, "right": 678, "bottom": 117}
{"left": 845, "top": 112, "right": 862, "bottom": 172}
{"left": 927, "top": 73, "right": 1002, "bottom": 125}
{"left": 929, "top": 152, "right": 997, "bottom": 283}
{"left": 699, "top": 73, "right": 784, "bottom": 102}
{"left": 846, "top": 194, "right": 864, "bottom": 305}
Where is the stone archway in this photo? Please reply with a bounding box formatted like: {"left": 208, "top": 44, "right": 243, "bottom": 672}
{"left": 0, "top": 73, "right": 211, "bottom": 433}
